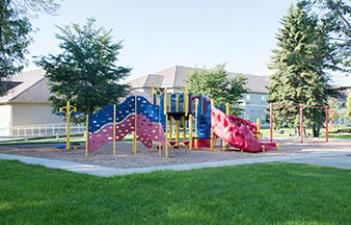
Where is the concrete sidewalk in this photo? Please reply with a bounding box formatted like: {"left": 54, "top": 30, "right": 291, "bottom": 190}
{"left": 0, "top": 151, "right": 350, "bottom": 177}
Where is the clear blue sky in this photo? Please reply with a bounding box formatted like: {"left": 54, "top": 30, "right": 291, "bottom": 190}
{"left": 26, "top": 0, "right": 350, "bottom": 85}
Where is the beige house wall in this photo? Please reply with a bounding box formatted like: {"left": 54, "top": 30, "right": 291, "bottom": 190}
{"left": 130, "top": 88, "right": 152, "bottom": 101}
{"left": 11, "top": 103, "right": 63, "bottom": 126}
{"left": 0, "top": 105, "right": 12, "bottom": 128}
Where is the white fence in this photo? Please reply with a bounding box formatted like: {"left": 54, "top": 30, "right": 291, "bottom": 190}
{"left": 0, "top": 123, "right": 85, "bottom": 138}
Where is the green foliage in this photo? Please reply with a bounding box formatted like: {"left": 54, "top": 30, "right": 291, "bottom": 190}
{"left": 301, "top": 0, "right": 351, "bottom": 73}
{"left": 37, "top": 19, "right": 131, "bottom": 121}
{"left": 13, "top": 0, "right": 60, "bottom": 15}
{"left": 186, "top": 64, "right": 247, "bottom": 114}
{"left": 328, "top": 98, "right": 340, "bottom": 122}
{"left": 346, "top": 94, "right": 351, "bottom": 119}
{"left": 0, "top": 0, "right": 32, "bottom": 95}
{"left": 0, "top": 0, "right": 59, "bottom": 96}
{"left": 268, "top": 4, "right": 334, "bottom": 137}
{"left": 329, "top": 127, "right": 351, "bottom": 134}
{"left": 1, "top": 160, "right": 351, "bottom": 225}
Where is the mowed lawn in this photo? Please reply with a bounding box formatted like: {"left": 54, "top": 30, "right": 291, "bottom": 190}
{"left": 0, "top": 161, "right": 350, "bottom": 225}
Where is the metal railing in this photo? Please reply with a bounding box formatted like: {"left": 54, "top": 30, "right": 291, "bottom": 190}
{"left": 0, "top": 123, "right": 85, "bottom": 138}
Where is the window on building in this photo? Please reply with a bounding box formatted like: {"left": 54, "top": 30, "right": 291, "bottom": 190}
{"left": 261, "top": 95, "right": 266, "bottom": 101}
{"left": 246, "top": 94, "right": 250, "bottom": 101}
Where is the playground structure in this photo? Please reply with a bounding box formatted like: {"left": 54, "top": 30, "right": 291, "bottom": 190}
{"left": 59, "top": 101, "right": 77, "bottom": 151}
{"left": 269, "top": 103, "right": 329, "bottom": 143}
{"left": 83, "top": 88, "right": 277, "bottom": 159}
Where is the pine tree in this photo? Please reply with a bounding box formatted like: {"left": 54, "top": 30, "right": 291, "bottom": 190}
{"left": 37, "top": 19, "right": 131, "bottom": 121}
{"left": 267, "top": 4, "right": 333, "bottom": 137}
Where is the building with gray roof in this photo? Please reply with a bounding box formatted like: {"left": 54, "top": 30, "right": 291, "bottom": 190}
{"left": 128, "top": 65, "right": 270, "bottom": 124}
{"left": 0, "top": 65, "right": 272, "bottom": 137}
{"left": 0, "top": 70, "right": 63, "bottom": 136}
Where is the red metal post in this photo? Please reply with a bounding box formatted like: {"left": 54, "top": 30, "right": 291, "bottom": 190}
{"left": 325, "top": 105, "right": 329, "bottom": 143}
{"left": 299, "top": 105, "right": 304, "bottom": 144}
{"left": 269, "top": 103, "right": 273, "bottom": 143}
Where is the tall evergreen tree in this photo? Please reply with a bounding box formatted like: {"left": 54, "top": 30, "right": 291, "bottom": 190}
{"left": 268, "top": 4, "right": 334, "bottom": 137}
{"left": 37, "top": 19, "right": 131, "bottom": 121}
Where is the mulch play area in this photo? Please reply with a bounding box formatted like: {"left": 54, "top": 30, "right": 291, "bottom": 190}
{"left": 0, "top": 139, "right": 350, "bottom": 169}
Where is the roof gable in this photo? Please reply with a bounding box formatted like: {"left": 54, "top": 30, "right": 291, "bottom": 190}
{"left": 11, "top": 78, "right": 50, "bottom": 103}
{"left": 127, "top": 74, "right": 163, "bottom": 88}
{"left": 0, "top": 69, "right": 50, "bottom": 104}
{"left": 151, "top": 65, "right": 270, "bottom": 93}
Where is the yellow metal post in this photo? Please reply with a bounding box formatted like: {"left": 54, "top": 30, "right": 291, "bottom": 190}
{"left": 194, "top": 98, "right": 199, "bottom": 149}
{"left": 85, "top": 114, "right": 89, "bottom": 160}
{"left": 210, "top": 100, "right": 215, "bottom": 151}
{"left": 183, "top": 118, "right": 186, "bottom": 147}
{"left": 164, "top": 88, "right": 168, "bottom": 114}
{"left": 151, "top": 82, "right": 155, "bottom": 103}
{"left": 175, "top": 119, "right": 180, "bottom": 147}
{"left": 133, "top": 96, "right": 137, "bottom": 154}
{"left": 222, "top": 102, "right": 230, "bottom": 150}
{"left": 59, "top": 101, "right": 77, "bottom": 152}
{"left": 113, "top": 104, "right": 117, "bottom": 158}
{"left": 256, "top": 118, "right": 261, "bottom": 140}
{"left": 184, "top": 90, "right": 189, "bottom": 116}
{"left": 168, "top": 117, "right": 172, "bottom": 141}
{"left": 158, "top": 94, "right": 162, "bottom": 155}
{"left": 165, "top": 114, "right": 169, "bottom": 159}
{"left": 189, "top": 114, "right": 193, "bottom": 150}
{"left": 175, "top": 93, "right": 180, "bottom": 147}
{"left": 66, "top": 101, "right": 71, "bottom": 151}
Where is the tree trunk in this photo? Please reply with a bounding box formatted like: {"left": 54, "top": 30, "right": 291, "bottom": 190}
{"left": 295, "top": 125, "right": 300, "bottom": 137}
{"left": 312, "top": 123, "right": 320, "bottom": 137}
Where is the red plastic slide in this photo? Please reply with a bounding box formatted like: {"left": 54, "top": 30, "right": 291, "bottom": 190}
{"left": 211, "top": 106, "right": 276, "bottom": 152}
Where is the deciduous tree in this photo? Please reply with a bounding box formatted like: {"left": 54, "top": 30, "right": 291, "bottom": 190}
{"left": 0, "top": 0, "right": 32, "bottom": 95}
{"left": 0, "top": 0, "right": 60, "bottom": 95}
{"left": 301, "top": 0, "right": 351, "bottom": 73}
{"left": 346, "top": 94, "right": 351, "bottom": 120}
{"left": 186, "top": 64, "right": 247, "bottom": 114}
{"left": 37, "top": 19, "right": 131, "bottom": 121}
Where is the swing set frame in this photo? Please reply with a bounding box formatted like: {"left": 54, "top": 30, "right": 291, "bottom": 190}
{"left": 269, "top": 103, "right": 329, "bottom": 144}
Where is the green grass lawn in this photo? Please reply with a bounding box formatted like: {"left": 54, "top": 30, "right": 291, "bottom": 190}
{"left": 261, "top": 128, "right": 351, "bottom": 140}
{"left": 0, "top": 131, "right": 189, "bottom": 146}
{"left": 325, "top": 134, "right": 351, "bottom": 140}
{"left": 0, "top": 136, "right": 85, "bottom": 146}
{"left": 0, "top": 135, "right": 134, "bottom": 146}
{"left": 0, "top": 161, "right": 350, "bottom": 225}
